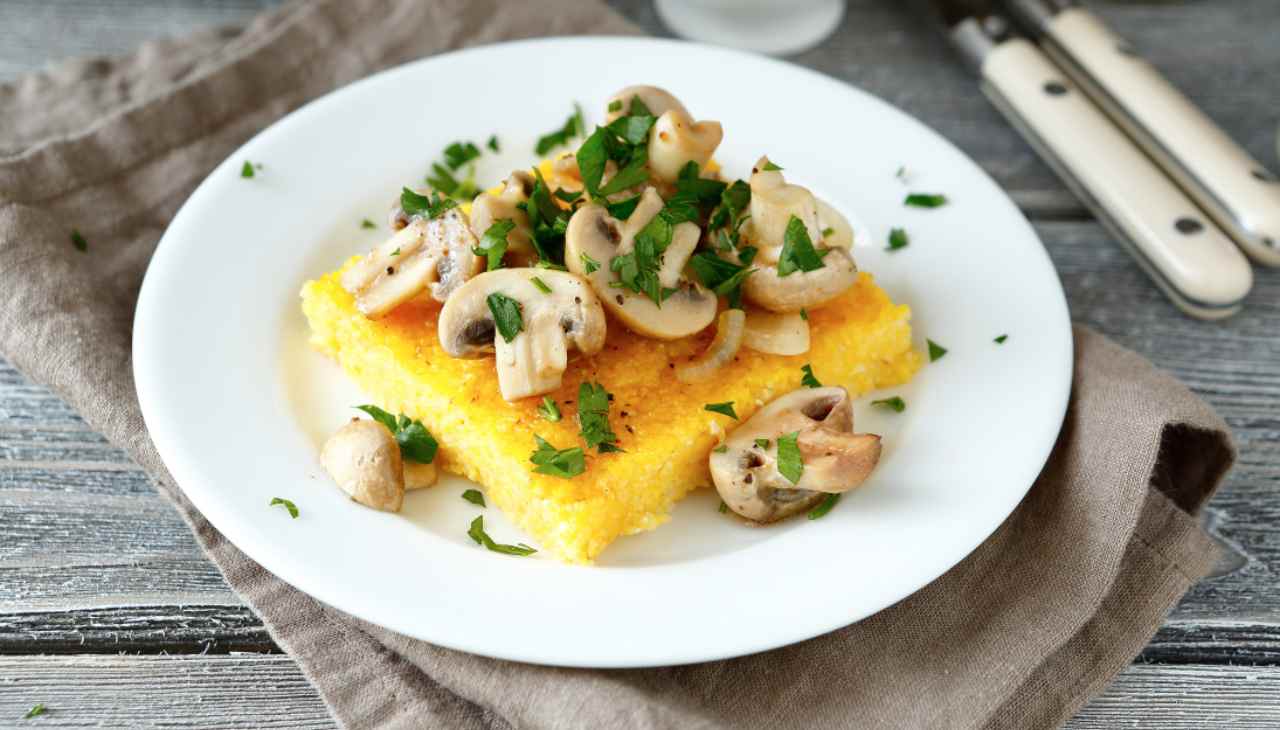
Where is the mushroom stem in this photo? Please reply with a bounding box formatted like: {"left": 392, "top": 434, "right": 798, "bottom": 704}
{"left": 494, "top": 310, "right": 568, "bottom": 402}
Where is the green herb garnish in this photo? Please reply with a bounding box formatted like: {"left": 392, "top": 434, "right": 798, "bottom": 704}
{"left": 690, "top": 252, "right": 754, "bottom": 308}
{"left": 607, "top": 100, "right": 623, "bottom": 113}
{"left": 467, "top": 515, "right": 536, "bottom": 556}
{"left": 800, "top": 307, "right": 808, "bottom": 321}
{"left": 800, "top": 364, "right": 823, "bottom": 388}
{"left": 360, "top": 218, "right": 377, "bottom": 230}
{"left": 927, "top": 338, "right": 948, "bottom": 362}
{"left": 472, "top": 219, "right": 514, "bottom": 271}
{"left": 401, "top": 187, "right": 457, "bottom": 220}
{"left": 719, "top": 500, "right": 729, "bottom": 513}
{"left": 762, "top": 160, "right": 783, "bottom": 171}
{"left": 887, "top": 227, "right": 909, "bottom": 251}
{"left": 754, "top": 438, "right": 771, "bottom": 450}
{"left": 994, "top": 334, "right": 1008, "bottom": 344}
{"left": 808, "top": 493, "right": 839, "bottom": 520}
{"left": 269, "top": 497, "right": 299, "bottom": 519}
{"left": 240, "top": 161, "right": 256, "bottom": 178}
{"left": 871, "top": 396, "right": 906, "bottom": 413}
{"left": 704, "top": 402, "right": 738, "bottom": 419}
{"left": 530, "top": 435, "right": 586, "bottom": 478}
{"left": 821, "top": 226, "right": 835, "bottom": 238}
{"left": 390, "top": 247, "right": 401, "bottom": 256}
{"left": 462, "top": 489, "right": 486, "bottom": 507}
{"left": 487, "top": 134, "right": 500, "bottom": 152}
{"left": 426, "top": 162, "right": 479, "bottom": 201}
{"left": 578, "top": 381, "right": 622, "bottom": 453}
{"left": 905, "top": 193, "right": 948, "bottom": 208}
{"left": 538, "top": 396, "right": 562, "bottom": 422}
{"left": 535, "top": 104, "right": 584, "bottom": 155}
{"left": 553, "top": 188, "right": 584, "bottom": 204}
{"left": 355, "top": 405, "right": 439, "bottom": 463}
{"left": 23, "top": 704, "right": 47, "bottom": 720}
{"left": 530, "top": 275, "right": 552, "bottom": 294}
{"left": 605, "top": 195, "right": 641, "bottom": 220}
{"left": 580, "top": 251, "right": 601, "bottom": 274}
{"left": 777, "top": 216, "right": 830, "bottom": 276}
{"left": 486, "top": 292, "right": 523, "bottom": 343}
{"left": 598, "top": 151, "right": 650, "bottom": 196}
{"left": 443, "top": 141, "right": 481, "bottom": 170}
{"left": 776, "top": 431, "right": 803, "bottom": 484}
{"left": 70, "top": 230, "right": 88, "bottom": 253}
{"left": 713, "top": 445, "right": 728, "bottom": 454}
{"left": 525, "top": 167, "right": 570, "bottom": 266}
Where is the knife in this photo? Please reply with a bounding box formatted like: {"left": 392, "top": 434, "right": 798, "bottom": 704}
{"left": 927, "top": 0, "right": 1252, "bottom": 320}
{"left": 1003, "top": 0, "right": 1280, "bottom": 266}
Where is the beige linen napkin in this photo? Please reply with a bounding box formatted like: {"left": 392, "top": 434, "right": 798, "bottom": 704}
{"left": 0, "top": 1, "right": 1235, "bottom": 728}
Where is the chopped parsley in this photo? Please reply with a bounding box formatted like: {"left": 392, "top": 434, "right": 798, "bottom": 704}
{"left": 776, "top": 431, "right": 803, "bottom": 484}
{"left": 487, "top": 134, "right": 500, "bottom": 152}
{"left": 269, "top": 497, "right": 299, "bottom": 519}
{"left": 579, "top": 251, "right": 601, "bottom": 274}
{"left": 486, "top": 292, "right": 523, "bottom": 343}
{"left": 606, "top": 195, "right": 641, "bottom": 220}
{"left": 530, "top": 275, "right": 552, "bottom": 294}
{"left": 355, "top": 405, "right": 439, "bottom": 463}
{"left": 905, "top": 193, "right": 948, "bottom": 208}
{"left": 467, "top": 515, "right": 537, "bottom": 556}
{"left": 704, "top": 401, "right": 738, "bottom": 419}
{"left": 578, "top": 381, "right": 622, "bottom": 453}
{"left": 708, "top": 180, "right": 751, "bottom": 238}
{"left": 800, "top": 308, "right": 809, "bottom": 321}
{"left": 994, "top": 334, "right": 1009, "bottom": 344}
{"left": 927, "top": 338, "right": 948, "bottom": 362}
{"left": 612, "top": 181, "right": 716, "bottom": 306}
{"left": 524, "top": 168, "right": 570, "bottom": 266}
{"left": 762, "top": 160, "right": 783, "bottom": 171}
{"left": 598, "top": 152, "right": 651, "bottom": 196}
{"left": 800, "top": 364, "right": 823, "bottom": 388}
{"left": 472, "top": 219, "right": 514, "bottom": 270}
{"left": 70, "top": 229, "right": 87, "bottom": 253}
{"left": 360, "top": 218, "right": 377, "bottom": 230}
{"left": 530, "top": 435, "right": 586, "bottom": 478}
{"left": 690, "top": 252, "right": 754, "bottom": 308}
{"left": 240, "top": 160, "right": 257, "bottom": 178}
{"left": 537, "top": 396, "right": 562, "bottom": 422}
{"left": 871, "top": 396, "right": 906, "bottom": 413}
{"left": 712, "top": 445, "right": 728, "bottom": 454}
{"left": 808, "top": 493, "right": 840, "bottom": 520}
{"left": 401, "top": 187, "right": 457, "bottom": 220}
{"left": 719, "top": 500, "right": 729, "bottom": 513}
{"left": 754, "top": 438, "right": 771, "bottom": 450}
{"left": 461, "top": 489, "right": 486, "bottom": 507}
{"left": 553, "top": 188, "right": 584, "bottom": 204}
{"left": 390, "top": 248, "right": 401, "bottom": 256}
{"left": 425, "top": 140, "right": 484, "bottom": 200}
{"left": 607, "top": 99, "right": 623, "bottom": 113}
{"left": 777, "top": 216, "right": 830, "bottom": 276}
{"left": 535, "top": 104, "right": 584, "bottom": 156}
{"left": 24, "top": 704, "right": 47, "bottom": 720}
{"left": 737, "top": 246, "right": 758, "bottom": 266}
{"left": 887, "top": 227, "right": 909, "bottom": 251}
{"left": 821, "top": 226, "right": 835, "bottom": 238}
{"left": 577, "top": 98, "right": 654, "bottom": 200}
{"left": 443, "top": 141, "right": 481, "bottom": 170}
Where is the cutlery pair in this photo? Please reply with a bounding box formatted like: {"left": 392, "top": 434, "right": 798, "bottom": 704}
{"left": 931, "top": 0, "right": 1280, "bottom": 319}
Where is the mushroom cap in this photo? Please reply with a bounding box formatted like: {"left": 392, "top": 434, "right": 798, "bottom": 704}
{"left": 710, "top": 386, "right": 881, "bottom": 523}
{"left": 470, "top": 171, "right": 536, "bottom": 264}
{"left": 341, "top": 207, "right": 483, "bottom": 317}
{"left": 816, "top": 198, "right": 854, "bottom": 250}
{"left": 748, "top": 156, "right": 822, "bottom": 263}
{"left": 436, "top": 268, "right": 607, "bottom": 401}
{"left": 648, "top": 109, "right": 724, "bottom": 184}
{"left": 741, "top": 246, "right": 859, "bottom": 313}
{"left": 320, "top": 420, "right": 405, "bottom": 512}
{"left": 604, "top": 85, "right": 689, "bottom": 123}
{"left": 564, "top": 188, "right": 717, "bottom": 339}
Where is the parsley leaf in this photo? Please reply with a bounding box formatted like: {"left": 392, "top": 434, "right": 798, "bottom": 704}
{"left": 553, "top": 188, "right": 583, "bottom": 204}
{"left": 531, "top": 275, "right": 552, "bottom": 294}
{"left": 708, "top": 179, "right": 751, "bottom": 234}
{"left": 401, "top": 187, "right": 457, "bottom": 220}
{"left": 887, "top": 227, "right": 909, "bottom": 251}
{"left": 713, "top": 445, "right": 728, "bottom": 454}
{"left": 994, "top": 334, "right": 1008, "bottom": 344}
{"left": 704, "top": 402, "right": 738, "bottom": 419}
{"left": 535, "top": 104, "right": 584, "bottom": 155}
{"left": 578, "top": 381, "right": 622, "bottom": 453}
{"left": 690, "top": 252, "right": 754, "bottom": 308}
{"left": 486, "top": 292, "right": 523, "bottom": 343}
{"left": 426, "top": 163, "right": 479, "bottom": 200}
{"left": 927, "top": 339, "right": 948, "bottom": 362}
{"left": 269, "top": 497, "right": 299, "bottom": 518}
{"left": 776, "top": 431, "right": 804, "bottom": 484}
{"left": 719, "top": 500, "right": 729, "bottom": 513}
{"left": 24, "top": 704, "right": 47, "bottom": 719}
{"left": 598, "top": 149, "right": 650, "bottom": 196}
{"left": 461, "top": 489, "right": 486, "bottom": 507}
{"left": 538, "top": 396, "right": 562, "bottom": 422}
{"left": 737, "top": 245, "right": 758, "bottom": 266}
{"left": 467, "top": 515, "right": 537, "bottom": 556}
{"left": 808, "top": 493, "right": 840, "bottom": 520}
{"left": 800, "top": 307, "right": 808, "bottom": 321}
{"left": 575, "top": 126, "right": 610, "bottom": 197}
{"left": 355, "top": 405, "right": 439, "bottom": 463}
{"left": 608, "top": 100, "right": 623, "bottom": 113}
{"left": 579, "top": 251, "right": 601, "bottom": 274}
{"left": 70, "top": 229, "right": 88, "bottom": 253}
{"left": 606, "top": 195, "right": 642, "bottom": 220}
{"left": 360, "top": 218, "right": 377, "bottom": 230}
{"left": 473, "top": 219, "right": 515, "bottom": 271}
{"left": 777, "top": 216, "right": 830, "bottom": 276}
{"left": 443, "top": 141, "right": 481, "bottom": 170}
{"left": 801, "top": 364, "right": 823, "bottom": 388}
{"left": 762, "top": 160, "right": 783, "bottom": 171}
{"left": 240, "top": 161, "right": 256, "bottom": 178}
{"left": 905, "top": 193, "right": 948, "bottom": 208}
{"left": 487, "top": 135, "right": 500, "bottom": 152}
{"left": 607, "top": 112, "right": 657, "bottom": 147}
{"left": 530, "top": 435, "right": 586, "bottom": 478}
{"left": 871, "top": 396, "right": 906, "bottom": 413}
{"left": 754, "top": 438, "right": 771, "bottom": 450}
{"left": 525, "top": 168, "right": 569, "bottom": 266}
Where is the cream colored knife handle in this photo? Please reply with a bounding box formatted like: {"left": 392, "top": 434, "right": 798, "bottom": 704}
{"left": 1021, "top": 5, "right": 1280, "bottom": 266}
{"left": 982, "top": 39, "right": 1252, "bottom": 319}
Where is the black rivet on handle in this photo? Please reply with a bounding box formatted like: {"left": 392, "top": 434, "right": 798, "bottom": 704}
{"left": 1252, "top": 168, "right": 1277, "bottom": 183}
{"left": 1043, "top": 81, "right": 1068, "bottom": 96}
{"left": 1175, "top": 217, "right": 1204, "bottom": 235}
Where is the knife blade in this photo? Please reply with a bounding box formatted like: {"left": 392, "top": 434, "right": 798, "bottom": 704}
{"left": 926, "top": 0, "right": 1252, "bottom": 319}
{"left": 1003, "top": 0, "right": 1280, "bottom": 266}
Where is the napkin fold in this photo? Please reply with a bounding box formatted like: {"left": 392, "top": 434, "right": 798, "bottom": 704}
{"left": 0, "top": 1, "right": 1234, "bottom": 728}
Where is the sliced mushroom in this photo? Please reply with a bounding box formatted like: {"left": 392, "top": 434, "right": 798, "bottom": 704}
{"left": 341, "top": 208, "right": 483, "bottom": 318}
{"left": 470, "top": 171, "right": 536, "bottom": 265}
{"left": 742, "top": 249, "right": 858, "bottom": 313}
{"left": 676, "top": 309, "right": 745, "bottom": 383}
{"left": 565, "top": 187, "right": 717, "bottom": 339}
{"left": 648, "top": 109, "right": 724, "bottom": 184}
{"left": 748, "top": 156, "right": 821, "bottom": 263}
{"left": 710, "top": 387, "right": 881, "bottom": 523}
{"left": 437, "top": 268, "right": 607, "bottom": 401}
{"left": 742, "top": 307, "right": 810, "bottom": 355}
{"left": 604, "top": 85, "right": 689, "bottom": 123}
{"left": 320, "top": 420, "right": 405, "bottom": 512}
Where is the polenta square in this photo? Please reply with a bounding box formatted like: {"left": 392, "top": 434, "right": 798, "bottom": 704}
{"left": 301, "top": 268, "right": 919, "bottom": 564}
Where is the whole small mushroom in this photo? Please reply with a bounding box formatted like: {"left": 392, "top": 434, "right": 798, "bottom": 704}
{"left": 470, "top": 171, "right": 536, "bottom": 266}
{"left": 648, "top": 109, "right": 724, "bottom": 184}
{"left": 320, "top": 420, "right": 405, "bottom": 512}
{"left": 710, "top": 387, "right": 881, "bottom": 523}
{"left": 437, "top": 268, "right": 607, "bottom": 401}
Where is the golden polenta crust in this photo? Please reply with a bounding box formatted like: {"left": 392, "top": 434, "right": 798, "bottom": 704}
{"left": 301, "top": 267, "right": 920, "bottom": 563}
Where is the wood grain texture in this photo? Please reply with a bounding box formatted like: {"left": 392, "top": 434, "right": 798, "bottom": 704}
{"left": 0, "top": 656, "right": 1277, "bottom": 729}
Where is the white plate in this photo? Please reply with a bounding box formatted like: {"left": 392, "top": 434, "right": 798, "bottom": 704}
{"left": 134, "top": 37, "right": 1072, "bottom": 668}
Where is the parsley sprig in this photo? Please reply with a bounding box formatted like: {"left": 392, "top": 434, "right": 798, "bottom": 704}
{"left": 486, "top": 292, "right": 523, "bottom": 343}
{"left": 401, "top": 187, "right": 457, "bottom": 220}
{"left": 535, "top": 104, "right": 585, "bottom": 156}
{"left": 777, "top": 216, "right": 830, "bottom": 276}
{"left": 473, "top": 219, "right": 515, "bottom": 271}
{"left": 578, "top": 381, "right": 622, "bottom": 453}
{"left": 355, "top": 405, "right": 439, "bottom": 463}
{"left": 530, "top": 435, "right": 586, "bottom": 478}
{"left": 468, "top": 515, "right": 537, "bottom": 556}
{"left": 777, "top": 431, "right": 804, "bottom": 484}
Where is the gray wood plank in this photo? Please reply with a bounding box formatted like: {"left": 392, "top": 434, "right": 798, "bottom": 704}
{"left": 0, "top": 655, "right": 1277, "bottom": 729}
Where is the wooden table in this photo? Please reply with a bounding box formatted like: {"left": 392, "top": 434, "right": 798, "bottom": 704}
{"left": 2, "top": 1, "right": 1278, "bottom": 726}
